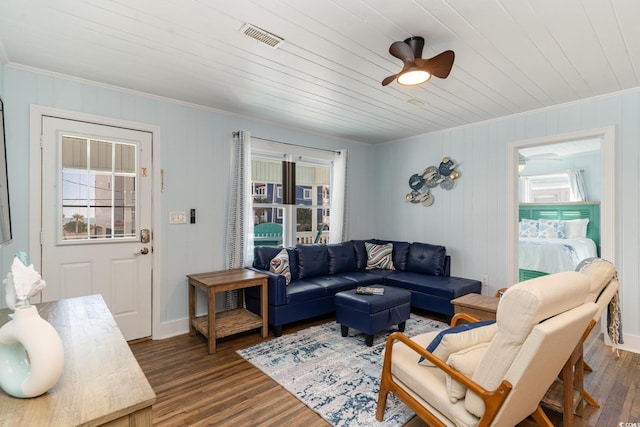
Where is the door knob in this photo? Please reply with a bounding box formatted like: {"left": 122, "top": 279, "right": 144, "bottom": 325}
{"left": 136, "top": 247, "right": 149, "bottom": 255}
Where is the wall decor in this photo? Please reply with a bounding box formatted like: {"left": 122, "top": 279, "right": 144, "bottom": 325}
{"left": 406, "top": 157, "right": 460, "bottom": 206}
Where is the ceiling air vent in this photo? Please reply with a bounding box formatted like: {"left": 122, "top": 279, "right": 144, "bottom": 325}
{"left": 241, "top": 23, "right": 285, "bottom": 49}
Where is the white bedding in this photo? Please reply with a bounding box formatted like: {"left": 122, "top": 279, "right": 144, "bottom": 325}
{"left": 519, "top": 237, "right": 598, "bottom": 274}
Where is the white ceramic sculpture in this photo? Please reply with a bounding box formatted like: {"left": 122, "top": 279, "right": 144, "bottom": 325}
{"left": 0, "top": 253, "right": 64, "bottom": 398}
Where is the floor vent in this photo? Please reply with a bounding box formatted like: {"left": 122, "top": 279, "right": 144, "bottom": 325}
{"left": 241, "top": 23, "right": 285, "bottom": 48}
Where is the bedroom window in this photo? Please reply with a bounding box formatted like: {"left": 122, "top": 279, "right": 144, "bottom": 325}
{"left": 521, "top": 173, "right": 571, "bottom": 203}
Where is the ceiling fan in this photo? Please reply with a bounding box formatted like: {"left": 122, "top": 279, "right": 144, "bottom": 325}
{"left": 382, "top": 36, "right": 455, "bottom": 86}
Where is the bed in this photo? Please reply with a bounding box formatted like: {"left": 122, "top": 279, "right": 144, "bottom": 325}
{"left": 518, "top": 203, "right": 600, "bottom": 281}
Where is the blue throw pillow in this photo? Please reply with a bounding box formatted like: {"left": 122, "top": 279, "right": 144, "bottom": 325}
{"left": 406, "top": 242, "right": 447, "bottom": 276}
{"left": 295, "top": 244, "right": 329, "bottom": 279}
{"left": 418, "top": 320, "right": 496, "bottom": 366}
{"left": 352, "top": 240, "right": 374, "bottom": 270}
{"left": 327, "top": 242, "right": 357, "bottom": 274}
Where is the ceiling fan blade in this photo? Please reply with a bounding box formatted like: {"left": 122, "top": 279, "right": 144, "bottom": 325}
{"left": 415, "top": 50, "right": 455, "bottom": 79}
{"left": 389, "top": 41, "right": 415, "bottom": 67}
{"left": 381, "top": 74, "right": 398, "bottom": 86}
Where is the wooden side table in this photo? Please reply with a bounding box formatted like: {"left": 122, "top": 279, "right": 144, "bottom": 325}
{"left": 451, "top": 293, "right": 499, "bottom": 321}
{"left": 187, "top": 268, "right": 268, "bottom": 353}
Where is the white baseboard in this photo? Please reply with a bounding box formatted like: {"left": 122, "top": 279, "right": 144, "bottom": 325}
{"left": 153, "top": 317, "right": 189, "bottom": 340}
{"left": 617, "top": 333, "right": 640, "bottom": 355}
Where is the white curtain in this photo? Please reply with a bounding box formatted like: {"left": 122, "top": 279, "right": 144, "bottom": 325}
{"left": 329, "top": 149, "right": 348, "bottom": 243}
{"left": 225, "top": 131, "right": 254, "bottom": 308}
{"left": 567, "top": 169, "right": 587, "bottom": 201}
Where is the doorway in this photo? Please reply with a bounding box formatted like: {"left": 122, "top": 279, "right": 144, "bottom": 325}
{"left": 29, "top": 107, "right": 161, "bottom": 341}
{"left": 507, "top": 126, "right": 616, "bottom": 285}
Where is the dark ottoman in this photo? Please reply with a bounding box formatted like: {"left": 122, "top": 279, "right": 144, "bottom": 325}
{"left": 334, "top": 286, "right": 411, "bottom": 346}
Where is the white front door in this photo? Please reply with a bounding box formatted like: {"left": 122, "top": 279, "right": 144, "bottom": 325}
{"left": 40, "top": 117, "right": 152, "bottom": 341}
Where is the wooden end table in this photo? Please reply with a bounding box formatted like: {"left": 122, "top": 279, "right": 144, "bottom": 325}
{"left": 451, "top": 293, "right": 499, "bottom": 321}
{"left": 187, "top": 268, "right": 268, "bottom": 354}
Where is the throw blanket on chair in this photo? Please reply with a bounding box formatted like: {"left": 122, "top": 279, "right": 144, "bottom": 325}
{"left": 576, "top": 257, "right": 623, "bottom": 352}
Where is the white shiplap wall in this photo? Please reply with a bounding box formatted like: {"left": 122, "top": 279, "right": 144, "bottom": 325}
{"left": 0, "top": 64, "right": 376, "bottom": 338}
{"left": 374, "top": 88, "right": 640, "bottom": 352}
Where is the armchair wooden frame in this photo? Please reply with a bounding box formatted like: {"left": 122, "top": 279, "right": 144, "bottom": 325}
{"left": 376, "top": 313, "right": 555, "bottom": 427}
{"left": 580, "top": 319, "right": 600, "bottom": 407}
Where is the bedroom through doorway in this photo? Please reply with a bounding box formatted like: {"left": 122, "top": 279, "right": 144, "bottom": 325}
{"left": 507, "top": 126, "right": 615, "bottom": 287}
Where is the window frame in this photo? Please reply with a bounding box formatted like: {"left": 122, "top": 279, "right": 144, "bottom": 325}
{"left": 250, "top": 140, "right": 334, "bottom": 247}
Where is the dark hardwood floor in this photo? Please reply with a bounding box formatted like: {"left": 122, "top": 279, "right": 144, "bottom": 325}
{"left": 130, "top": 312, "right": 639, "bottom": 426}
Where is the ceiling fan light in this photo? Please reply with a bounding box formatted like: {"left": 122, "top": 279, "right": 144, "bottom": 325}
{"left": 397, "top": 69, "right": 431, "bottom": 85}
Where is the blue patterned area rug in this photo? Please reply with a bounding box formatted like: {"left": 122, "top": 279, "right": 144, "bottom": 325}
{"left": 237, "top": 315, "right": 447, "bottom": 427}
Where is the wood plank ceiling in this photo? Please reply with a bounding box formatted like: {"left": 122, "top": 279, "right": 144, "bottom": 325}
{"left": 0, "top": 0, "right": 638, "bottom": 144}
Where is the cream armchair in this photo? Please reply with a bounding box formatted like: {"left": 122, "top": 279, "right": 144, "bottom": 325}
{"left": 376, "top": 271, "right": 598, "bottom": 427}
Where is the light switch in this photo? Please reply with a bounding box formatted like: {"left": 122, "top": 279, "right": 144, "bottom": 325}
{"left": 169, "top": 212, "right": 187, "bottom": 224}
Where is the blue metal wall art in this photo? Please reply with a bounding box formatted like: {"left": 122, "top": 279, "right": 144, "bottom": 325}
{"left": 406, "top": 157, "right": 460, "bottom": 206}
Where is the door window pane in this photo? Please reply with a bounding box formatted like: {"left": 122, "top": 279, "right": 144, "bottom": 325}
{"left": 61, "top": 136, "right": 137, "bottom": 242}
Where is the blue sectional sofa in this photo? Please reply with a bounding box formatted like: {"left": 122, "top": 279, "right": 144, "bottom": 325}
{"left": 245, "top": 239, "right": 481, "bottom": 337}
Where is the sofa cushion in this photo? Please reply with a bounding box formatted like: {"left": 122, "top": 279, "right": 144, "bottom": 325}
{"left": 419, "top": 321, "right": 496, "bottom": 366}
{"left": 269, "top": 248, "right": 291, "bottom": 285}
{"left": 388, "top": 331, "right": 480, "bottom": 426}
{"left": 334, "top": 271, "right": 383, "bottom": 287}
{"left": 253, "top": 246, "right": 282, "bottom": 270}
{"left": 285, "top": 281, "right": 326, "bottom": 304}
{"left": 352, "top": 240, "right": 374, "bottom": 270}
{"left": 373, "top": 240, "right": 411, "bottom": 271}
{"left": 295, "top": 244, "right": 329, "bottom": 279}
{"left": 365, "top": 242, "right": 395, "bottom": 270}
{"left": 406, "top": 242, "right": 447, "bottom": 276}
{"left": 445, "top": 342, "right": 489, "bottom": 402}
{"left": 303, "top": 275, "right": 356, "bottom": 296}
{"left": 254, "top": 246, "right": 298, "bottom": 280}
{"left": 385, "top": 273, "right": 481, "bottom": 299}
{"left": 327, "top": 242, "right": 357, "bottom": 274}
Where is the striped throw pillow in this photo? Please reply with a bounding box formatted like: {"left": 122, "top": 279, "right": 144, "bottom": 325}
{"left": 365, "top": 242, "right": 395, "bottom": 270}
{"left": 270, "top": 248, "right": 291, "bottom": 285}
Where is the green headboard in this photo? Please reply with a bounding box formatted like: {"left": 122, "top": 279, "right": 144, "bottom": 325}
{"left": 518, "top": 202, "right": 600, "bottom": 253}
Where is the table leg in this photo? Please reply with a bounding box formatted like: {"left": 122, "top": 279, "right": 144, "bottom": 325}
{"left": 260, "top": 280, "right": 268, "bottom": 338}
{"left": 560, "top": 358, "right": 573, "bottom": 427}
{"left": 236, "top": 288, "right": 244, "bottom": 308}
{"left": 188, "top": 282, "right": 196, "bottom": 336}
{"left": 207, "top": 288, "right": 216, "bottom": 354}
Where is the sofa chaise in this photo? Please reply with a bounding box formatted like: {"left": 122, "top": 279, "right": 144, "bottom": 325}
{"left": 245, "top": 239, "right": 481, "bottom": 336}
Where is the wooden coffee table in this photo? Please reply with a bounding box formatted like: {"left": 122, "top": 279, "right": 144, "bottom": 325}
{"left": 451, "top": 293, "right": 499, "bottom": 321}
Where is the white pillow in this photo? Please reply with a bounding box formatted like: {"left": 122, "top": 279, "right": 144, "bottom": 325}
{"left": 564, "top": 218, "right": 589, "bottom": 239}
{"left": 418, "top": 321, "right": 497, "bottom": 366}
{"left": 445, "top": 342, "right": 490, "bottom": 402}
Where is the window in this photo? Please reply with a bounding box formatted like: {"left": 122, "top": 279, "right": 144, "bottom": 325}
{"left": 521, "top": 173, "right": 571, "bottom": 203}
{"left": 61, "top": 135, "right": 137, "bottom": 241}
{"left": 251, "top": 143, "right": 334, "bottom": 246}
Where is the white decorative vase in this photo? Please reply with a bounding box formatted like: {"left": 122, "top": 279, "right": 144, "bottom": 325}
{"left": 0, "top": 305, "right": 64, "bottom": 398}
